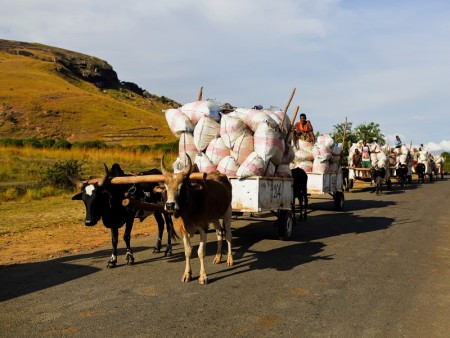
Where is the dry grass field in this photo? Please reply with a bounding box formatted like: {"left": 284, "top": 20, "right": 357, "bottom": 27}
{"left": 0, "top": 193, "right": 162, "bottom": 266}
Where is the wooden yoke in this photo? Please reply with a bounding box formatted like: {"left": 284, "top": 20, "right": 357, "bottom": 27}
{"left": 85, "top": 172, "right": 207, "bottom": 185}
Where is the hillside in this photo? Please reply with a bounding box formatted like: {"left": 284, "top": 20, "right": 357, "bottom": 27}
{"left": 0, "top": 39, "right": 179, "bottom": 146}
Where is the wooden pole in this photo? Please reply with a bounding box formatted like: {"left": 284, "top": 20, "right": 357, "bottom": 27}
{"left": 279, "top": 87, "right": 296, "bottom": 129}
{"left": 285, "top": 105, "right": 300, "bottom": 142}
{"left": 197, "top": 86, "right": 203, "bottom": 101}
{"left": 85, "top": 172, "right": 207, "bottom": 185}
{"left": 341, "top": 117, "right": 348, "bottom": 150}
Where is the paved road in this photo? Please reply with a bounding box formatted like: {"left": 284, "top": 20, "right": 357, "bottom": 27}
{"left": 1, "top": 178, "right": 449, "bottom": 337}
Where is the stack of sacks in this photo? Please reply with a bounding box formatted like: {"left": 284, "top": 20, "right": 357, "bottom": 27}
{"left": 393, "top": 145, "right": 410, "bottom": 165}
{"left": 291, "top": 139, "right": 314, "bottom": 172}
{"left": 375, "top": 151, "right": 388, "bottom": 168}
{"left": 312, "top": 134, "right": 342, "bottom": 173}
{"left": 164, "top": 101, "right": 292, "bottom": 178}
{"left": 291, "top": 134, "right": 342, "bottom": 173}
{"left": 329, "top": 143, "right": 343, "bottom": 172}
{"left": 348, "top": 140, "right": 364, "bottom": 166}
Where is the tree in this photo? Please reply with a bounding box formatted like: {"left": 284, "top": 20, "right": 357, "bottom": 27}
{"left": 353, "top": 122, "right": 385, "bottom": 145}
{"left": 330, "top": 121, "right": 357, "bottom": 166}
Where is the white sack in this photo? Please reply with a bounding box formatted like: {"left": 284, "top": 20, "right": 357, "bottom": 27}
{"left": 219, "top": 113, "right": 248, "bottom": 148}
{"left": 178, "top": 132, "right": 197, "bottom": 163}
{"left": 217, "top": 156, "right": 240, "bottom": 176}
{"left": 205, "top": 137, "right": 230, "bottom": 165}
{"left": 236, "top": 152, "right": 265, "bottom": 178}
{"left": 165, "top": 108, "right": 194, "bottom": 137}
{"left": 194, "top": 153, "right": 217, "bottom": 173}
{"left": 253, "top": 119, "right": 285, "bottom": 165}
{"left": 193, "top": 116, "right": 220, "bottom": 152}
{"left": 231, "top": 131, "right": 254, "bottom": 165}
{"left": 180, "top": 100, "right": 221, "bottom": 123}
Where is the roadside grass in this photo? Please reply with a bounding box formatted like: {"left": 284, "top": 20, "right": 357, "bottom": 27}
{"left": 0, "top": 145, "right": 178, "bottom": 202}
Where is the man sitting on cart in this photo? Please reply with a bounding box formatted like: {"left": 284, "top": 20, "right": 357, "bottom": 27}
{"left": 293, "top": 113, "right": 315, "bottom": 144}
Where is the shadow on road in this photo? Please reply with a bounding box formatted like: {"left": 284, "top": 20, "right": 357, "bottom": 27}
{"left": 0, "top": 244, "right": 176, "bottom": 302}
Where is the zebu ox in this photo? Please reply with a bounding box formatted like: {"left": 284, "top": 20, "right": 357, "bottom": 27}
{"left": 71, "top": 164, "right": 176, "bottom": 268}
{"left": 291, "top": 167, "right": 308, "bottom": 220}
{"left": 370, "top": 166, "right": 386, "bottom": 195}
{"left": 395, "top": 162, "right": 409, "bottom": 187}
{"left": 158, "top": 154, "right": 233, "bottom": 284}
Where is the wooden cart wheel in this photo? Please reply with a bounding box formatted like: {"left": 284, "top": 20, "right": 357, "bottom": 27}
{"left": 278, "top": 210, "right": 294, "bottom": 241}
{"left": 348, "top": 178, "right": 354, "bottom": 190}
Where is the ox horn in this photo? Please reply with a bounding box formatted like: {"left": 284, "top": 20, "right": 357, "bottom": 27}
{"left": 160, "top": 153, "right": 171, "bottom": 176}
{"left": 98, "top": 163, "right": 109, "bottom": 187}
{"left": 182, "top": 153, "right": 192, "bottom": 176}
{"left": 67, "top": 175, "right": 84, "bottom": 190}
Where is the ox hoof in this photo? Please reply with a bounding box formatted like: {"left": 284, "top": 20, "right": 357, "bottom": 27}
{"left": 227, "top": 255, "right": 234, "bottom": 267}
{"left": 199, "top": 277, "right": 208, "bottom": 285}
{"left": 213, "top": 254, "right": 222, "bottom": 264}
{"left": 107, "top": 261, "right": 117, "bottom": 268}
{"left": 181, "top": 273, "right": 192, "bottom": 283}
{"left": 126, "top": 255, "right": 135, "bottom": 266}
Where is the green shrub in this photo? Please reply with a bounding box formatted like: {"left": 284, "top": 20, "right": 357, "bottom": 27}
{"left": 22, "top": 138, "right": 42, "bottom": 148}
{"left": 72, "top": 140, "right": 108, "bottom": 149}
{"left": 0, "top": 138, "right": 24, "bottom": 147}
{"left": 152, "top": 141, "right": 178, "bottom": 152}
{"left": 40, "top": 139, "right": 56, "bottom": 148}
{"left": 136, "top": 144, "right": 151, "bottom": 152}
{"left": 39, "top": 159, "right": 83, "bottom": 190}
{"left": 53, "top": 139, "right": 72, "bottom": 149}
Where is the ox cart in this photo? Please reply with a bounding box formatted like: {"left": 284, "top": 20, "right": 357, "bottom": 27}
{"left": 229, "top": 176, "right": 295, "bottom": 241}
{"left": 306, "top": 171, "right": 345, "bottom": 211}
{"left": 347, "top": 166, "right": 392, "bottom": 193}
{"left": 109, "top": 173, "right": 297, "bottom": 241}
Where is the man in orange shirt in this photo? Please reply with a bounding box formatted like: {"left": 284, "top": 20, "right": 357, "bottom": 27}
{"left": 293, "top": 113, "right": 315, "bottom": 144}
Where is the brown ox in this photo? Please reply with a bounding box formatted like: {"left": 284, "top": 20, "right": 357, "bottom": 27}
{"left": 159, "top": 154, "right": 233, "bottom": 284}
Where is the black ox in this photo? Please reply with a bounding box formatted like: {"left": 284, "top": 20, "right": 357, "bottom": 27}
{"left": 70, "top": 163, "right": 176, "bottom": 268}
{"left": 291, "top": 167, "right": 308, "bottom": 220}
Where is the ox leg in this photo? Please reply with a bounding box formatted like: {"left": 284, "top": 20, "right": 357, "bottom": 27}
{"left": 181, "top": 232, "right": 193, "bottom": 283}
{"left": 164, "top": 212, "right": 174, "bottom": 256}
{"left": 153, "top": 213, "right": 164, "bottom": 254}
{"left": 107, "top": 227, "right": 119, "bottom": 268}
{"left": 212, "top": 220, "right": 223, "bottom": 264}
{"left": 123, "top": 219, "right": 135, "bottom": 265}
{"left": 303, "top": 193, "right": 308, "bottom": 220}
{"left": 223, "top": 205, "right": 234, "bottom": 266}
{"left": 197, "top": 228, "right": 208, "bottom": 285}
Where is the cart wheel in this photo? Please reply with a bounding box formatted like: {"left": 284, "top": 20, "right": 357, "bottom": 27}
{"left": 278, "top": 210, "right": 294, "bottom": 241}
{"left": 333, "top": 191, "right": 345, "bottom": 211}
{"left": 348, "top": 179, "right": 354, "bottom": 190}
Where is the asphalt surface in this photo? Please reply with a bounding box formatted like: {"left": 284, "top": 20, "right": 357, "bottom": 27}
{"left": 1, "top": 178, "right": 449, "bottom": 337}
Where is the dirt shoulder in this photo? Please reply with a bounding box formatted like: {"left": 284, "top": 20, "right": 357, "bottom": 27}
{"left": 0, "top": 194, "right": 161, "bottom": 267}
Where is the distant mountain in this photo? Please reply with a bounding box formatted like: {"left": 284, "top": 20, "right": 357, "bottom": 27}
{"left": 0, "top": 39, "right": 179, "bottom": 146}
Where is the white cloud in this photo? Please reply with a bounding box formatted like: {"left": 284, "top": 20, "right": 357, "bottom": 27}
{"left": 426, "top": 140, "right": 450, "bottom": 153}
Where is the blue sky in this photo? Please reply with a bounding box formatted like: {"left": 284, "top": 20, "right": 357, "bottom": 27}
{"left": 1, "top": 0, "right": 449, "bottom": 152}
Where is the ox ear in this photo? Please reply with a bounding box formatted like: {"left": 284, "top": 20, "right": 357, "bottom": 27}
{"left": 72, "top": 193, "right": 83, "bottom": 201}
{"left": 189, "top": 182, "right": 204, "bottom": 191}
{"left": 153, "top": 185, "right": 165, "bottom": 194}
